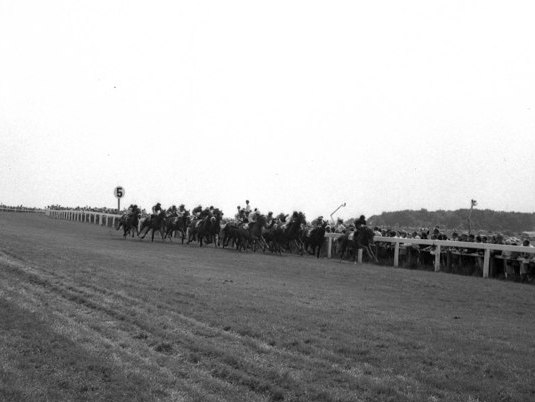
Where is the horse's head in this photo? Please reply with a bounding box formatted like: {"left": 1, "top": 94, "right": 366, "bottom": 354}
{"left": 183, "top": 215, "right": 192, "bottom": 226}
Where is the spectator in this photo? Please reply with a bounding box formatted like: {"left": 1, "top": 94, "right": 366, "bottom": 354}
{"left": 519, "top": 239, "right": 534, "bottom": 282}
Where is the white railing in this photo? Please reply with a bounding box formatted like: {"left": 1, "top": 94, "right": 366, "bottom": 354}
{"left": 47, "top": 209, "right": 123, "bottom": 228}
{"left": 325, "top": 233, "right": 535, "bottom": 278}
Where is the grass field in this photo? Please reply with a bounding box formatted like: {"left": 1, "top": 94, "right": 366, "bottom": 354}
{"left": 0, "top": 212, "right": 534, "bottom": 401}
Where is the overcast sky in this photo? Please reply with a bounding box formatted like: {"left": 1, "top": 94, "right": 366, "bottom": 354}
{"left": 1, "top": 1, "right": 534, "bottom": 220}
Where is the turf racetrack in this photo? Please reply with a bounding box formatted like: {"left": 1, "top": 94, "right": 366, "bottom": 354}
{"left": 0, "top": 213, "right": 534, "bottom": 401}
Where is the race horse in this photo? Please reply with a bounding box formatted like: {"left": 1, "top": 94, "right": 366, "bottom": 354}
{"left": 138, "top": 211, "right": 167, "bottom": 242}
{"left": 247, "top": 215, "right": 269, "bottom": 252}
{"left": 116, "top": 212, "right": 140, "bottom": 239}
{"left": 220, "top": 222, "right": 250, "bottom": 251}
{"left": 188, "top": 209, "right": 223, "bottom": 247}
{"left": 164, "top": 213, "right": 190, "bottom": 244}
{"left": 337, "top": 226, "right": 377, "bottom": 263}
{"left": 282, "top": 212, "right": 307, "bottom": 255}
{"left": 304, "top": 220, "right": 328, "bottom": 258}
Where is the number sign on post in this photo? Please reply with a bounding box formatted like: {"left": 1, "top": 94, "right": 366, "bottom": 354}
{"left": 114, "top": 186, "right": 125, "bottom": 212}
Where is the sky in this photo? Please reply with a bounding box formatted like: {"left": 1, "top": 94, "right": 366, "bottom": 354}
{"left": 1, "top": 1, "right": 534, "bottom": 220}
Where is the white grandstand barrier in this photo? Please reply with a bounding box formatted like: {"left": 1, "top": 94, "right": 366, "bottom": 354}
{"left": 324, "top": 233, "right": 535, "bottom": 278}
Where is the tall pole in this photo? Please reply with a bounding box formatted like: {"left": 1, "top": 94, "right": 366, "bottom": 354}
{"left": 118, "top": 198, "right": 120, "bottom": 214}
{"left": 468, "top": 199, "right": 477, "bottom": 234}
{"left": 330, "top": 202, "right": 346, "bottom": 223}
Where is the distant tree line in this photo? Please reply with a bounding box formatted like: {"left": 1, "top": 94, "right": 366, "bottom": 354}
{"left": 368, "top": 209, "right": 535, "bottom": 234}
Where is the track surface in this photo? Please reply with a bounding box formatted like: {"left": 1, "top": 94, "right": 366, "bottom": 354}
{"left": 0, "top": 213, "right": 534, "bottom": 401}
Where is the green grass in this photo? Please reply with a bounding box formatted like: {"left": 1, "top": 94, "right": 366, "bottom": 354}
{"left": 0, "top": 212, "right": 534, "bottom": 401}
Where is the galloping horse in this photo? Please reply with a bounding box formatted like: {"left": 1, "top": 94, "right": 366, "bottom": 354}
{"left": 337, "top": 226, "right": 377, "bottom": 263}
{"left": 116, "top": 212, "right": 140, "bottom": 239}
{"left": 220, "top": 222, "right": 250, "bottom": 251}
{"left": 164, "top": 213, "right": 190, "bottom": 244}
{"left": 282, "top": 212, "right": 307, "bottom": 255}
{"left": 304, "top": 220, "right": 328, "bottom": 258}
{"left": 190, "top": 209, "right": 223, "bottom": 247}
{"left": 248, "top": 215, "right": 269, "bottom": 252}
{"left": 138, "top": 211, "right": 167, "bottom": 242}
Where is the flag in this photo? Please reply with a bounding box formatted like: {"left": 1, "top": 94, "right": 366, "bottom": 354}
{"left": 471, "top": 199, "right": 477, "bottom": 207}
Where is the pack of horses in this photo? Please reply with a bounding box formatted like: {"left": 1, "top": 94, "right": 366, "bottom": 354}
{"left": 115, "top": 210, "right": 377, "bottom": 263}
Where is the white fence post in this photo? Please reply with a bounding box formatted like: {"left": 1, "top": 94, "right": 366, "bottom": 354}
{"left": 434, "top": 245, "right": 441, "bottom": 272}
{"left": 393, "top": 242, "right": 400, "bottom": 267}
{"left": 483, "top": 249, "right": 491, "bottom": 278}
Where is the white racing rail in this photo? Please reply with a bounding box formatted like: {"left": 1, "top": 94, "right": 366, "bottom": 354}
{"left": 325, "top": 233, "right": 535, "bottom": 278}
{"left": 46, "top": 209, "right": 123, "bottom": 228}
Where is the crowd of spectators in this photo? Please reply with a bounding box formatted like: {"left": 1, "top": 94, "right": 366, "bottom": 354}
{"left": 370, "top": 225, "right": 529, "bottom": 245}
{"left": 45, "top": 204, "right": 145, "bottom": 214}
{"left": 364, "top": 225, "right": 534, "bottom": 283}
{"left": 0, "top": 203, "right": 43, "bottom": 212}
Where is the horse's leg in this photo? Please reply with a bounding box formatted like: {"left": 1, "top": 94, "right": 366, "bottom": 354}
{"left": 339, "top": 241, "right": 346, "bottom": 263}
{"left": 354, "top": 245, "right": 360, "bottom": 264}
{"left": 296, "top": 239, "right": 304, "bottom": 256}
{"left": 167, "top": 227, "right": 174, "bottom": 241}
{"left": 259, "top": 236, "right": 268, "bottom": 253}
{"left": 139, "top": 226, "right": 148, "bottom": 239}
{"left": 366, "top": 245, "right": 378, "bottom": 262}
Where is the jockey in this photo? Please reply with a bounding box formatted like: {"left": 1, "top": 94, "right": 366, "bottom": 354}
{"left": 266, "top": 211, "right": 274, "bottom": 226}
{"left": 177, "top": 204, "right": 186, "bottom": 217}
{"left": 152, "top": 202, "right": 163, "bottom": 215}
{"left": 192, "top": 205, "right": 203, "bottom": 219}
{"left": 274, "top": 213, "right": 288, "bottom": 228}
{"left": 166, "top": 205, "right": 178, "bottom": 217}
{"left": 131, "top": 204, "right": 140, "bottom": 217}
{"left": 235, "top": 206, "right": 242, "bottom": 221}
{"left": 248, "top": 208, "right": 259, "bottom": 223}
{"left": 201, "top": 207, "right": 213, "bottom": 219}
{"left": 126, "top": 204, "right": 135, "bottom": 216}
{"left": 311, "top": 216, "right": 324, "bottom": 228}
{"left": 244, "top": 200, "right": 251, "bottom": 214}
{"left": 355, "top": 215, "right": 366, "bottom": 228}
{"left": 122, "top": 204, "right": 138, "bottom": 221}
{"left": 240, "top": 207, "right": 249, "bottom": 224}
